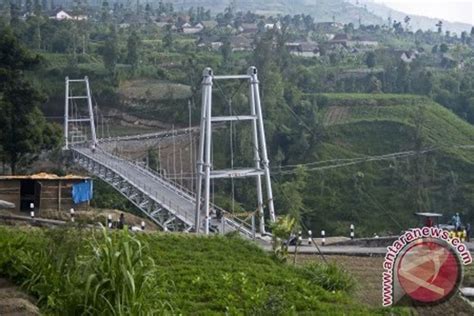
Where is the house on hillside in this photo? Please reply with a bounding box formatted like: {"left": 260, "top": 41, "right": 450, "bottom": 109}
{"left": 239, "top": 23, "right": 259, "bottom": 34}
{"left": 315, "top": 22, "right": 344, "bottom": 32}
{"left": 286, "top": 42, "right": 320, "bottom": 57}
{"left": 197, "top": 35, "right": 223, "bottom": 50}
{"left": 202, "top": 20, "right": 218, "bottom": 30}
{"left": 328, "top": 34, "right": 378, "bottom": 49}
{"left": 328, "top": 33, "right": 350, "bottom": 48}
{"left": 230, "top": 35, "right": 253, "bottom": 52}
{"left": 49, "top": 9, "right": 87, "bottom": 21}
{"left": 180, "top": 22, "right": 204, "bottom": 34}
{"left": 400, "top": 51, "right": 417, "bottom": 63}
{"left": 351, "top": 36, "right": 378, "bottom": 48}
{"left": 0, "top": 173, "right": 93, "bottom": 213}
{"left": 265, "top": 21, "right": 281, "bottom": 31}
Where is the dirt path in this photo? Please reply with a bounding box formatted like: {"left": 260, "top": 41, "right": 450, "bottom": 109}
{"left": 0, "top": 279, "right": 39, "bottom": 316}
{"left": 298, "top": 255, "right": 474, "bottom": 315}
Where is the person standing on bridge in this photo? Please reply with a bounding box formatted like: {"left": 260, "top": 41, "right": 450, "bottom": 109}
{"left": 454, "top": 213, "right": 462, "bottom": 231}
{"left": 425, "top": 217, "right": 433, "bottom": 227}
{"left": 118, "top": 213, "right": 125, "bottom": 229}
{"left": 467, "top": 223, "right": 471, "bottom": 242}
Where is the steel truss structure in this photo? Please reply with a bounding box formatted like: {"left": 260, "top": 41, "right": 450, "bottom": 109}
{"left": 64, "top": 75, "right": 264, "bottom": 240}
{"left": 64, "top": 76, "right": 97, "bottom": 149}
{"left": 195, "top": 67, "right": 276, "bottom": 235}
{"left": 73, "top": 148, "right": 194, "bottom": 231}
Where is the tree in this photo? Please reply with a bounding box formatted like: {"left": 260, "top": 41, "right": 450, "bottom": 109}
{"left": 368, "top": 75, "right": 382, "bottom": 93}
{"left": 25, "top": 0, "right": 32, "bottom": 13}
{"left": 471, "top": 27, "right": 474, "bottom": 37}
{"left": 127, "top": 30, "right": 141, "bottom": 71}
{"left": 431, "top": 45, "right": 438, "bottom": 54}
{"left": 404, "top": 15, "right": 411, "bottom": 30}
{"left": 436, "top": 20, "right": 443, "bottom": 34}
{"left": 440, "top": 43, "right": 449, "bottom": 53}
{"left": 102, "top": 25, "right": 118, "bottom": 75}
{"left": 163, "top": 24, "right": 173, "bottom": 50}
{"left": 365, "top": 51, "right": 376, "bottom": 68}
{"left": 396, "top": 60, "right": 410, "bottom": 93}
{"left": 461, "top": 31, "right": 468, "bottom": 44}
{"left": 0, "top": 29, "right": 61, "bottom": 173}
{"left": 33, "top": 0, "right": 41, "bottom": 15}
{"left": 220, "top": 38, "right": 232, "bottom": 67}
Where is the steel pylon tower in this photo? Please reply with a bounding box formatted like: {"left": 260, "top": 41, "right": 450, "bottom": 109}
{"left": 194, "top": 67, "right": 276, "bottom": 235}
{"left": 63, "top": 76, "right": 98, "bottom": 149}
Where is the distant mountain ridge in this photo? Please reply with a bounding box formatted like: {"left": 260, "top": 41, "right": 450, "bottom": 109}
{"left": 355, "top": 0, "right": 472, "bottom": 34}
{"left": 158, "top": 0, "right": 385, "bottom": 25}
{"left": 161, "top": 1, "right": 471, "bottom": 33}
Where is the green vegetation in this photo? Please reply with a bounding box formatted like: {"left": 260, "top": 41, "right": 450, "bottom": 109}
{"left": 0, "top": 226, "right": 400, "bottom": 315}
{"left": 276, "top": 94, "right": 474, "bottom": 236}
{"left": 0, "top": 29, "right": 62, "bottom": 173}
{"left": 1, "top": 0, "right": 474, "bottom": 236}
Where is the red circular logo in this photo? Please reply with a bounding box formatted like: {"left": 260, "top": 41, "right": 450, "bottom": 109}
{"left": 397, "top": 240, "right": 461, "bottom": 303}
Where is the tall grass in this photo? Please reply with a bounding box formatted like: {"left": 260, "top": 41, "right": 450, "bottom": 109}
{"left": 81, "top": 227, "right": 166, "bottom": 315}
{"left": 0, "top": 227, "right": 170, "bottom": 315}
{"left": 0, "top": 227, "right": 404, "bottom": 315}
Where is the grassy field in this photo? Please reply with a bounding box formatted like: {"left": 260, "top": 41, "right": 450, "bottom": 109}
{"left": 298, "top": 254, "right": 474, "bottom": 316}
{"left": 0, "top": 226, "right": 410, "bottom": 315}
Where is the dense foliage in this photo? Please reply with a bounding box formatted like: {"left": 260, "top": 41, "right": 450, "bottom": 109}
{"left": 0, "top": 29, "right": 61, "bottom": 173}
{"left": 1, "top": 2, "right": 474, "bottom": 235}
{"left": 0, "top": 226, "right": 399, "bottom": 315}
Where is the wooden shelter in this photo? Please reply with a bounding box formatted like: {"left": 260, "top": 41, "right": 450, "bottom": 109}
{"left": 0, "top": 173, "right": 92, "bottom": 213}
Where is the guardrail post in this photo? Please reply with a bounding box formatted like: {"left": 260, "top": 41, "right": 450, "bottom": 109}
{"left": 107, "top": 214, "right": 113, "bottom": 228}
{"left": 350, "top": 224, "right": 354, "bottom": 240}
{"left": 141, "top": 221, "right": 145, "bottom": 231}
{"left": 308, "top": 230, "right": 312, "bottom": 245}
{"left": 70, "top": 208, "right": 75, "bottom": 222}
{"left": 321, "top": 230, "right": 325, "bottom": 246}
{"left": 30, "top": 203, "right": 35, "bottom": 221}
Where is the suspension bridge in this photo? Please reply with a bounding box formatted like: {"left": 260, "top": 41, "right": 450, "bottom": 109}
{"left": 64, "top": 67, "right": 275, "bottom": 240}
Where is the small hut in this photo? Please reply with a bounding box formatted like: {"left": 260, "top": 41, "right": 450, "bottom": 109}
{"left": 0, "top": 173, "right": 92, "bottom": 213}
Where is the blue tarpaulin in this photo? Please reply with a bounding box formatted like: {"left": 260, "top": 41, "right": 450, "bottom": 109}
{"left": 72, "top": 180, "right": 93, "bottom": 204}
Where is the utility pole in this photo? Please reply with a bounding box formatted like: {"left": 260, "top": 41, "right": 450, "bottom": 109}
{"left": 188, "top": 99, "right": 193, "bottom": 191}
{"left": 179, "top": 148, "right": 183, "bottom": 186}
{"left": 172, "top": 125, "right": 177, "bottom": 181}
{"left": 158, "top": 143, "right": 162, "bottom": 176}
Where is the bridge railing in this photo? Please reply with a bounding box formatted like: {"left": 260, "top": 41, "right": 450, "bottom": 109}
{"left": 97, "top": 127, "right": 200, "bottom": 143}
{"left": 74, "top": 146, "right": 255, "bottom": 236}
{"left": 98, "top": 148, "right": 255, "bottom": 234}
{"left": 75, "top": 148, "right": 196, "bottom": 225}
{"left": 137, "top": 163, "right": 255, "bottom": 234}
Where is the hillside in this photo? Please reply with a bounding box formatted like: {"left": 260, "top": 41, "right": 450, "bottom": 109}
{"left": 0, "top": 227, "right": 396, "bottom": 315}
{"left": 285, "top": 94, "right": 474, "bottom": 236}
{"left": 160, "top": 0, "right": 385, "bottom": 24}
{"left": 357, "top": 0, "right": 473, "bottom": 34}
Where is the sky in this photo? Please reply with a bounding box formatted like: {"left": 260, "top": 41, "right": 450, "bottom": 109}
{"left": 372, "top": 0, "right": 474, "bottom": 25}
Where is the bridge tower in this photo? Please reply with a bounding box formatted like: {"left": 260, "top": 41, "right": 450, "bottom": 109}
{"left": 195, "top": 67, "right": 276, "bottom": 235}
{"left": 63, "top": 76, "right": 98, "bottom": 149}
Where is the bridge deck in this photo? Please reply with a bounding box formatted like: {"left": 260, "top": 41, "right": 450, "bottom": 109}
{"left": 72, "top": 146, "right": 255, "bottom": 238}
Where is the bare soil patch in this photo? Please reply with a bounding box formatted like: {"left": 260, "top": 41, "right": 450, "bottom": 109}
{"left": 0, "top": 278, "right": 39, "bottom": 316}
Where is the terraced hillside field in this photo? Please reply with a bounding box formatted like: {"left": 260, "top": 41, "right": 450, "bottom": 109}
{"left": 292, "top": 94, "right": 474, "bottom": 236}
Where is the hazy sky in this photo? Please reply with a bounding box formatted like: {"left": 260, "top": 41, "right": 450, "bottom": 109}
{"left": 373, "top": 0, "right": 474, "bottom": 25}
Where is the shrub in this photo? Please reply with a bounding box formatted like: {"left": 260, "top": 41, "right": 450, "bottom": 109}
{"left": 299, "top": 263, "right": 356, "bottom": 293}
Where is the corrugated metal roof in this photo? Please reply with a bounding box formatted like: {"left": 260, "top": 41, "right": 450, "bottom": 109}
{"left": 0, "top": 173, "right": 90, "bottom": 180}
